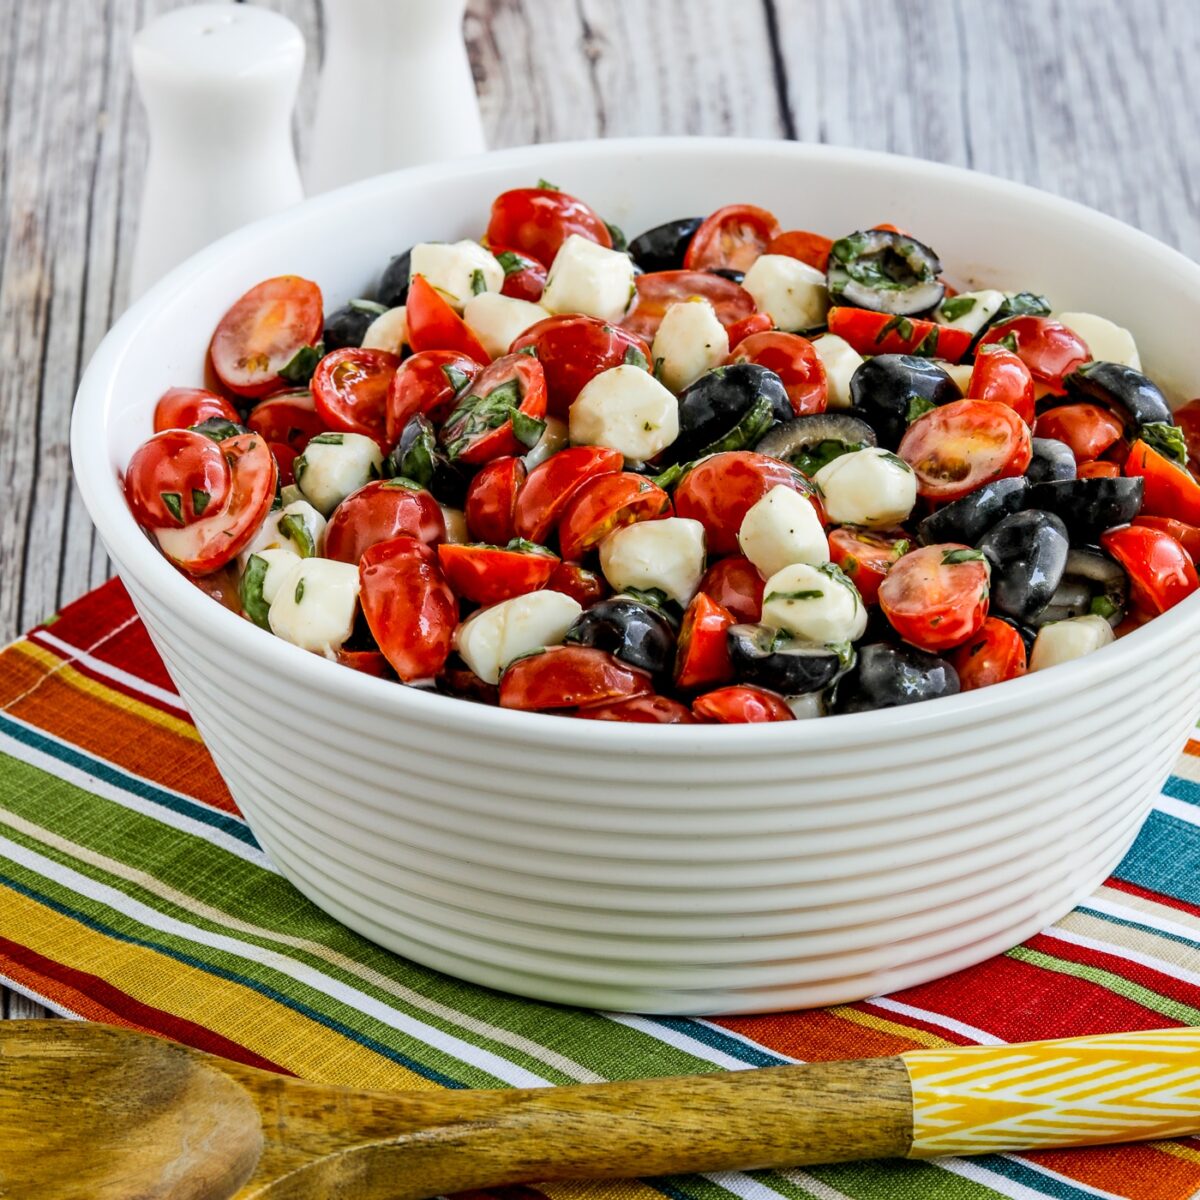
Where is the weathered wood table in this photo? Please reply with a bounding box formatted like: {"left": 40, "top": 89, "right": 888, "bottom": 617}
{"left": 2, "top": 0, "right": 1197, "bottom": 1020}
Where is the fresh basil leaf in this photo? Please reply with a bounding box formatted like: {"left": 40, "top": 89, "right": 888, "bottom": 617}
{"left": 494, "top": 250, "right": 527, "bottom": 276}
{"left": 382, "top": 476, "right": 423, "bottom": 491}
{"left": 697, "top": 394, "right": 775, "bottom": 457}
{"left": 939, "top": 295, "right": 977, "bottom": 322}
{"left": 942, "top": 548, "right": 986, "bottom": 564}
{"left": 279, "top": 342, "right": 324, "bottom": 386}
{"left": 792, "top": 438, "right": 862, "bottom": 479}
{"left": 442, "top": 364, "right": 472, "bottom": 393}
{"left": 906, "top": 396, "right": 938, "bottom": 423}
{"left": 505, "top": 537, "right": 554, "bottom": 556}
{"left": 511, "top": 409, "right": 546, "bottom": 450}
{"left": 1090, "top": 594, "right": 1119, "bottom": 620}
{"left": 160, "top": 492, "right": 184, "bottom": 525}
{"left": 239, "top": 555, "right": 272, "bottom": 629}
{"left": 536, "top": 178, "right": 561, "bottom": 191}
{"left": 294, "top": 577, "right": 306, "bottom": 604}
{"left": 912, "top": 326, "right": 940, "bottom": 357}
{"left": 765, "top": 589, "right": 825, "bottom": 602}
{"left": 1142, "top": 421, "right": 1189, "bottom": 467}
{"left": 309, "top": 432, "right": 345, "bottom": 446}
{"left": 623, "top": 344, "right": 650, "bottom": 370}
{"left": 292, "top": 455, "right": 307, "bottom": 485}
{"left": 190, "top": 417, "right": 246, "bottom": 442}
{"left": 515, "top": 344, "right": 539, "bottom": 357}
{"left": 470, "top": 268, "right": 488, "bottom": 296}
{"left": 997, "top": 330, "right": 1019, "bottom": 353}
{"left": 605, "top": 221, "right": 628, "bottom": 252}
{"left": 995, "top": 291, "right": 1051, "bottom": 322}
{"left": 877, "top": 314, "right": 915, "bottom": 344}
{"left": 278, "top": 511, "right": 316, "bottom": 558}
{"left": 191, "top": 489, "right": 211, "bottom": 518}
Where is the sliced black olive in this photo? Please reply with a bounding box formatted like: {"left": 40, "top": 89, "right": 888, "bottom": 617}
{"left": 563, "top": 599, "right": 676, "bottom": 683}
{"left": 323, "top": 299, "right": 389, "bottom": 352}
{"left": 671, "top": 363, "right": 792, "bottom": 462}
{"left": 826, "top": 229, "right": 945, "bottom": 316}
{"left": 377, "top": 249, "right": 413, "bottom": 308}
{"left": 917, "top": 477, "right": 1028, "bottom": 547}
{"left": 756, "top": 414, "right": 878, "bottom": 477}
{"left": 1061, "top": 361, "right": 1173, "bottom": 435}
{"left": 832, "top": 643, "right": 959, "bottom": 713}
{"left": 993, "top": 613, "right": 1038, "bottom": 656}
{"left": 387, "top": 414, "right": 470, "bottom": 506}
{"left": 1025, "top": 438, "right": 1077, "bottom": 484}
{"left": 848, "top": 355, "right": 961, "bottom": 450}
{"left": 1025, "top": 476, "right": 1144, "bottom": 544}
{"left": 726, "top": 624, "right": 845, "bottom": 694}
{"left": 977, "top": 509, "right": 1070, "bottom": 623}
{"left": 1035, "top": 548, "right": 1128, "bottom": 627}
{"left": 628, "top": 217, "right": 703, "bottom": 273}
{"left": 707, "top": 267, "right": 746, "bottom": 284}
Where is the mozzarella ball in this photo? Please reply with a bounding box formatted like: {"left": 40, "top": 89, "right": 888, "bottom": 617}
{"left": 786, "top": 692, "right": 825, "bottom": 719}
{"left": 741, "top": 254, "right": 828, "bottom": 333}
{"left": 463, "top": 292, "right": 550, "bottom": 360}
{"left": 239, "top": 499, "right": 327, "bottom": 568}
{"left": 812, "top": 334, "right": 863, "bottom": 410}
{"left": 409, "top": 241, "right": 503, "bottom": 311}
{"left": 247, "top": 546, "right": 302, "bottom": 606}
{"left": 523, "top": 415, "right": 569, "bottom": 470}
{"left": 361, "top": 305, "right": 408, "bottom": 353}
{"left": 651, "top": 299, "right": 729, "bottom": 393}
{"left": 440, "top": 506, "right": 470, "bottom": 544}
{"left": 936, "top": 289, "right": 1005, "bottom": 337}
{"left": 268, "top": 558, "right": 361, "bottom": 658}
{"left": 599, "top": 518, "right": 706, "bottom": 606}
{"left": 761, "top": 562, "right": 867, "bottom": 644}
{"left": 454, "top": 591, "right": 583, "bottom": 685}
{"left": 294, "top": 433, "right": 383, "bottom": 517}
{"left": 1029, "top": 614, "right": 1115, "bottom": 672}
{"left": 540, "top": 234, "right": 636, "bottom": 323}
{"left": 1054, "top": 311, "right": 1141, "bottom": 370}
{"left": 942, "top": 361, "right": 975, "bottom": 393}
{"left": 814, "top": 448, "right": 917, "bottom": 528}
{"left": 569, "top": 365, "right": 680, "bottom": 462}
{"left": 737, "top": 485, "right": 828, "bottom": 578}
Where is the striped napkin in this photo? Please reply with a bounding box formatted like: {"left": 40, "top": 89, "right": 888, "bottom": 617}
{"left": 3, "top": 579, "right": 1200, "bottom": 1200}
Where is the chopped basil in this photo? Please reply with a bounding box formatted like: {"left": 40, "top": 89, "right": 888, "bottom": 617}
{"left": 698, "top": 394, "right": 776, "bottom": 458}
{"left": 605, "top": 221, "right": 628, "bottom": 252}
{"left": 348, "top": 298, "right": 388, "bottom": 316}
{"left": 1090, "top": 594, "right": 1119, "bottom": 620}
{"left": 515, "top": 344, "right": 539, "bottom": 357}
{"left": 294, "top": 577, "right": 306, "bottom": 604}
{"left": 278, "top": 511, "right": 316, "bottom": 557}
{"left": 814, "top": 560, "right": 859, "bottom": 599}
{"left": 191, "top": 489, "right": 211, "bottom": 518}
{"left": 1143, "top": 421, "right": 1189, "bottom": 467}
{"left": 442, "top": 364, "right": 472, "bottom": 393}
{"left": 995, "top": 291, "right": 1051, "bottom": 322}
{"left": 912, "top": 327, "right": 940, "bottom": 357}
{"left": 879, "top": 449, "right": 915, "bottom": 474}
{"left": 622, "top": 586, "right": 671, "bottom": 610}
{"left": 511, "top": 408, "right": 547, "bottom": 449}
{"left": 827, "top": 640, "right": 856, "bottom": 670}
{"left": 309, "top": 432, "right": 345, "bottom": 446}
{"left": 653, "top": 356, "right": 667, "bottom": 383}
{"left": 443, "top": 377, "right": 530, "bottom": 461}
{"left": 239, "top": 555, "right": 272, "bottom": 629}
{"left": 505, "top": 537, "right": 553, "bottom": 556}
{"left": 939, "top": 295, "right": 978, "bottom": 322}
{"left": 292, "top": 455, "right": 307, "bottom": 484}
{"left": 279, "top": 342, "right": 324, "bottom": 386}
{"left": 494, "top": 250, "right": 527, "bottom": 276}
{"left": 877, "top": 315, "right": 915, "bottom": 344}
{"left": 997, "top": 330, "right": 1020, "bottom": 353}
{"left": 382, "top": 476, "right": 423, "bottom": 491}
{"left": 190, "top": 416, "right": 246, "bottom": 442}
{"left": 765, "top": 589, "right": 825, "bottom": 602}
{"left": 893, "top": 539, "right": 911, "bottom": 557}
{"left": 388, "top": 417, "right": 437, "bottom": 488}
{"left": 906, "top": 396, "right": 938, "bottom": 424}
{"left": 470, "top": 268, "right": 488, "bottom": 295}
{"left": 537, "top": 178, "right": 560, "bottom": 191}
{"left": 792, "top": 438, "right": 863, "bottom": 479}
{"left": 942, "top": 548, "right": 986, "bottom": 564}
{"left": 649, "top": 459, "right": 690, "bottom": 491}
{"left": 623, "top": 343, "right": 650, "bottom": 370}
{"left": 160, "top": 491, "right": 184, "bottom": 525}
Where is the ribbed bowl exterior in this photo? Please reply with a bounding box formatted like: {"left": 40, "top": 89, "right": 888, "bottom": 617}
{"left": 76, "top": 140, "right": 1200, "bottom": 1014}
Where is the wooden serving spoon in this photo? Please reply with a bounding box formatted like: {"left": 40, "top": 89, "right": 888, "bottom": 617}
{"left": 5, "top": 1020, "right": 1200, "bottom": 1199}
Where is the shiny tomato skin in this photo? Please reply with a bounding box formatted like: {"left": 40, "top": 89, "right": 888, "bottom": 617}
{"left": 323, "top": 479, "right": 446, "bottom": 564}
{"left": 437, "top": 543, "right": 559, "bottom": 605}
{"left": 1102, "top": 524, "right": 1199, "bottom": 615}
{"left": 386, "top": 350, "right": 481, "bottom": 444}
{"left": 1133, "top": 516, "right": 1200, "bottom": 561}
{"left": 951, "top": 616, "right": 1027, "bottom": 691}
{"left": 486, "top": 187, "right": 613, "bottom": 270}
{"left": 725, "top": 311, "right": 774, "bottom": 350}
{"left": 826, "top": 307, "right": 973, "bottom": 364}
{"left": 545, "top": 561, "right": 609, "bottom": 607}
{"left": 575, "top": 695, "right": 697, "bottom": 724}
{"left": 765, "top": 229, "right": 834, "bottom": 272}
{"left": 727, "top": 331, "right": 828, "bottom": 416}
{"left": 359, "top": 536, "right": 457, "bottom": 682}
{"left": 335, "top": 649, "right": 393, "bottom": 679}
{"left": 1124, "top": 439, "right": 1200, "bottom": 524}
{"left": 621, "top": 271, "right": 757, "bottom": 342}
{"left": 489, "top": 243, "right": 548, "bottom": 302}
{"left": 684, "top": 204, "right": 781, "bottom": 273}
{"left": 899, "top": 399, "right": 1032, "bottom": 502}
{"left": 1077, "top": 460, "right": 1121, "bottom": 479}
{"left": 246, "top": 389, "right": 325, "bottom": 453}
{"left": 692, "top": 685, "right": 794, "bottom": 723}
{"left": 271, "top": 442, "right": 299, "bottom": 486}
{"left": 124, "top": 429, "right": 232, "bottom": 529}
{"left": 1035, "top": 404, "right": 1123, "bottom": 463}
{"left": 967, "top": 347, "right": 1036, "bottom": 425}
{"left": 699, "top": 555, "right": 764, "bottom": 623}
{"left": 209, "top": 275, "right": 323, "bottom": 399}
{"left": 557, "top": 473, "right": 672, "bottom": 561}
{"left": 499, "top": 646, "right": 653, "bottom": 711}
{"left": 879, "top": 543, "right": 990, "bottom": 653}
{"left": 311, "top": 346, "right": 401, "bottom": 447}
{"left": 406, "top": 274, "right": 490, "bottom": 363}
{"left": 514, "top": 446, "right": 624, "bottom": 544}
{"left": 154, "top": 387, "right": 240, "bottom": 433}
{"left": 465, "top": 455, "right": 526, "bottom": 544}
{"left": 977, "top": 316, "right": 1091, "bottom": 393}
{"left": 674, "top": 592, "right": 735, "bottom": 691}
{"left": 828, "top": 526, "right": 912, "bottom": 606}
{"left": 441, "top": 353, "right": 548, "bottom": 465}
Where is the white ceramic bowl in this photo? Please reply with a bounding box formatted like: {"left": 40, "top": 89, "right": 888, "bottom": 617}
{"left": 72, "top": 138, "right": 1200, "bottom": 1014}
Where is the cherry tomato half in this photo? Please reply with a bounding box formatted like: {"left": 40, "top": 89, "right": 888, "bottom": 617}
{"left": 977, "top": 316, "right": 1091, "bottom": 394}
{"left": 545, "top": 561, "right": 609, "bottom": 607}
{"left": 1077, "top": 460, "right": 1121, "bottom": 479}
{"left": 575, "top": 695, "right": 696, "bottom": 724}
{"left": 878, "top": 543, "right": 990, "bottom": 653}
{"left": 499, "top": 646, "right": 652, "bottom": 711}
{"left": 124, "top": 429, "right": 232, "bottom": 529}
{"left": 621, "top": 271, "right": 757, "bottom": 342}
{"left": 1133, "top": 516, "right": 1200, "bottom": 561}
{"left": 699, "top": 555, "right": 764, "bottom": 624}
{"left": 386, "top": 350, "right": 481, "bottom": 444}
{"left": 406, "top": 274, "right": 490, "bottom": 364}
{"left": 271, "top": 442, "right": 299, "bottom": 486}
{"left": 726, "top": 331, "right": 828, "bottom": 416}
{"left": 826, "top": 307, "right": 972, "bottom": 364}
{"left": 153, "top": 387, "right": 240, "bottom": 433}
{"left": 899, "top": 399, "right": 1032, "bottom": 502}
{"left": 311, "top": 346, "right": 401, "bottom": 447}
{"left": 489, "top": 244, "right": 548, "bottom": 303}
{"left": 557, "top": 473, "right": 672, "bottom": 561}
{"left": 1102, "top": 524, "right": 1199, "bottom": 616}
{"left": 513, "top": 446, "right": 624, "bottom": 544}
{"left": 725, "top": 311, "right": 774, "bottom": 350}
{"left": 828, "top": 526, "right": 912, "bottom": 606}
{"left": 1124, "top": 439, "right": 1200, "bottom": 524}
{"left": 323, "top": 479, "right": 445, "bottom": 564}
{"left": 674, "top": 593, "right": 736, "bottom": 692}
{"left": 437, "top": 542, "right": 559, "bottom": 605}
{"left": 486, "top": 187, "right": 613, "bottom": 270}
{"left": 1035, "top": 404, "right": 1123, "bottom": 464}
{"left": 692, "top": 685, "right": 794, "bottom": 723}
{"left": 765, "top": 229, "right": 834, "bottom": 272}
{"left": 246, "top": 389, "right": 325, "bottom": 453}
{"left": 951, "top": 616, "right": 1027, "bottom": 691}
{"left": 465, "top": 455, "right": 526, "bottom": 544}
{"left": 684, "top": 204, "right": 781, "bottom": 274}
{"left": 440, "top": 353, "right": 548, "bottom": 465}
{"left": 967, "top": 346, "right": 1036, "bottom": 425}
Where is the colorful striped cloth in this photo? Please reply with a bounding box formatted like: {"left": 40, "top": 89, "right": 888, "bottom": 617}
{"left": 3, "top": 581, "right": 1200, "bottom": 1200}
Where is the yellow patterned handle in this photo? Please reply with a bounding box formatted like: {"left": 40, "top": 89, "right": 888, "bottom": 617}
{"left": 901, "top": 1028, "right": 1200, "bottom": 1158}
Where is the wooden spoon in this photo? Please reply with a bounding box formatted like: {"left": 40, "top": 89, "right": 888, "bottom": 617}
{"left": 4, "top": 1020, "right": 1200, "bottom": 1199}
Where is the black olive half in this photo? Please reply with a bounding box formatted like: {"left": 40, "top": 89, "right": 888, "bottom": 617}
{"left": 707, "top": 267, "right": 745, "bottom": 284}
{"left": 832, "top": 643, "right": 959, "bottom": 713}
{"left": 917, "top": 477, "right": 1028, "bottom": 547}
{"left": 726, "top": 624, "right": 846, "bottom": 695}
{"left": 848, "top": 355, "right": 962, "bottom": 450}
{"left": 628, "top": 217, "right": 703, "bottom": 274}
{"left": 323, "top": 299, "right": 389, "bottom": 352}
{"left": 377, "top": 249, "right": 414, "bottom": 308}
{"left": 1025, "top": 438, "right": 1077, "bottom": 484}
{"left": 564, "top": 599, "right": 676, "bottom": 683}
{"left": 387, "top": 414, "right": 470, "bottom": 506}
{"left": 671, "top": 363, "right": 792, "bottom": 462}
{"left": 826, "top": 229, "right": 945, "bottom": 315}
{"left": 1025, "top": 476, "right": 1144, "bottom": 544}
{"left": 977, "top": 509, "right": 1070, "bottom": 623}
{"left": 1035, "top": 548, "right": 1128, "bottom": 628}
{"left": 1061, "top": 361, "right": 1173, "bottom": 436}
{"left": 756, "top": 413, "right": 878, "bottom": 477}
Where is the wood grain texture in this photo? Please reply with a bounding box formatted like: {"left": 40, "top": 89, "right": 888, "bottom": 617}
{"left": 1, "top": 0, "right": 1197, "bottom": 1022}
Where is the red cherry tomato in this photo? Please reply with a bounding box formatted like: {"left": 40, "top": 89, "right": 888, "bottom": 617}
{"left": 406, "top": 274, "right": 490, "bottom": 364}
{"left": 209, "top": 275, "right": 323, "bottom": 399}
{"left": 879, "top": 543, "right": 990, "bottom": 653}
{"left": 575, "top": 695, "right": 696, "bottom": 724}
{"left": 1133, "top": 516, "right": 1200, "bottom": 561}
{"left": 826, "top": 307, "right": 973, "bottom": 364}
{"left": 358, "top": 536, "right": 457, "bottom": 682}
{"left": 1077, "top": 460, "right": 1121, "bottom": 479}
{"left": 246, "top": 389, "right": 325, "bottom": 453}
{"left": 545, "top": 561, "right": 608, "bottom": 607}
{"left": 440, "top": 353, "right": 548, "bottom": 465}
{"left": 952, "top": 617, "right": 1027, "bottom": 691}
{"left": 465, "top": 455, "right": 526, "bottom": 544}
{"left": 977, "top": 316, "right": 1091, "bottom": 394}
{"left": 486, "top": 187, "right": 613, "bottom": 270}
{"left": 621, "top": 271, "right": 757, "bottom": 342}
{"left": 335, "top": 649, "right": 393, "bottom": 679}
{"left": 153, "top": 387, "right": 240, "bottom": 432}
{"left": 674, "top": 451, "right": 821, "bottom": 556}
{"left": 674, "top": 592, "right": 735, "bottom": 691}
{"left": 1102, "top": 525, "right": 1199, "bottom": 616}
{"left": 1035, "top": 404, "right": 1123, "bottom": 463}
{"left": 489, "top": 244, "right": 548, "bottom": 302}
{"left": 684, "top": 204, "right": 781, "bottom": 274}
{"left": 1124, "top": 439, "right": 1200, "bottom": 524}
{"left": 514, "top": 446, "right": 624, "bottom": 544}
{"left": 557, "top": 473, "right": 672, "bottom": 561}
{"left": 828, "top": 526, "right": 912, "bottom": 606}
{"left": 437, "top": 542, "right": 559, "bottom": 605}
{"left": 311, "top": 347, "right": 400, "bottom": 447}
{"left": 765, "top": 230, "right": 834, "bottom": 272}
{"left": 124, "top": 429, "right": 232, "bottom": 529}
{"left": 725, "top": 311, "right": 774, "bottom": 350}
{"left": 323, "top": 479, "right": 446, "bottom": 564}
{"left": 510, "top": 315, "right": 651, "bottom": 417}
{"left": 726, "top": 331, "right": 828, "bottom": 416}
{"left": 692, "top": 685, "right": 794, "bottom": 723}
{"left": 699, "top": 556, "right": 764, "bottom": 623}
{"left": 899, "top": 399, "right": 1032, "bottom": 502}
{"left": 499, "top": 646, "right": 652, "bottom": 711}
{"left": 271, "top": 442, "right": 299, "bottom": 486}
{"left": 967, "top": 347, "right": 1036, "bottom": 425}
{"left": 386, "top": 350, "right": 481, "bottom": 444}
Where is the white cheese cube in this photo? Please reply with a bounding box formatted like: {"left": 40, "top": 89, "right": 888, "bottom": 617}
{"left": 409, "top": 241, "right": 503, "bottom": 311}
{"left": 1054, "top": 311, "right": 1141, "bottom": 370}
{"left": 813, "top": 448, "right": 917, "bottom": 528}
{"left": 238, "top": 499, "right": 327, "bottom": 568}
{"left": 248, "top": 546, "right": 302, "bottom": 606}
{"left": 523, "top": 415, "right": 569, "bottom": 470}
{"left": 463, "top": 292, "right": 550, "bottom": 360}
{"left": 737, "top": 485, "right": 828, "bottom": 578}
{"left": 439, "top": 506, "right": 470, "bottom": 544}
{"left": 361, "top": 305, "right": 408, "bottom": 354}
{"left": 598, "top": 517, "right": 706, "bottom": 607}
{"left": 741, "top": 254, "right": 828, "bottom": 333}
{"left": 268, "top": 558, "right": 361, "bottom": 658}
{"left": 651, "top": 299, "right": 729, "bottom": 393}
{"left": 942, "top": 361, "right": 975, "bottom": 393}
{"left": 1029, "top": 614, "right": 1114, "bottom": 672}
{"left": 761, "top": 562, "right": 867, "bottom": 643}
{"left": 935, "top": 289, "right": 1005, "bottom": 337}
{"left": 786, "top": 692, "right": 825, "bottom": 719}
{"left": 540, "top": 234, "right": 636, "bottom": 323}
{"left": 454, "top": 591, "right": 583, "bottom": 684}
{"left": 293, "top": 433, "right": 383, "bottom": 517}
{"left": 812, "top": 334, "right": 863, "bottom": 410}
{"left": 569, "top": 365, "right": 680, "bottom": 463}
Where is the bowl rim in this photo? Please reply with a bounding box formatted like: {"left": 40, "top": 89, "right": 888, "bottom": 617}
{"left": 72, "top": 135, "right": 1200, "bottom": 752}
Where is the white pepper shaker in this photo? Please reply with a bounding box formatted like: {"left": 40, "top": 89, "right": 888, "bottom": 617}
{"left": 307, "top": 0, "right": 485, "bottom": 195}
{"left": 130, "top": 3, "right": 305, "bottom": 300}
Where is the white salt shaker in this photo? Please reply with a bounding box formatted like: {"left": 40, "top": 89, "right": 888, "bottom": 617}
{"left": 307, "top": 0, "right": 485, "bottom": 195}
{"left": 130, "top": 4, "right": 305, "bottom": 300}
